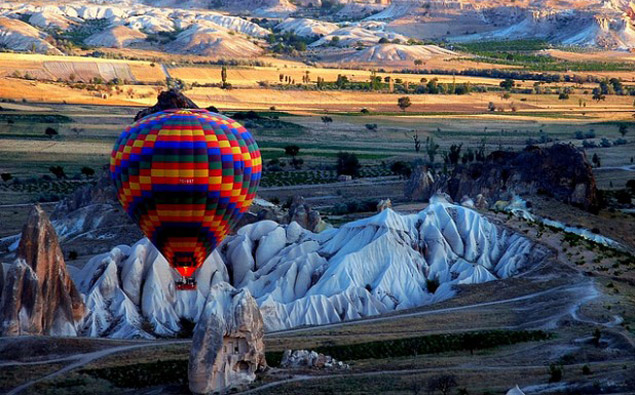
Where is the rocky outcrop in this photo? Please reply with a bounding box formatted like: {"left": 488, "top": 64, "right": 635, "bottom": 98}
{"left": 134, "top": 89, "right": 200, "bottom": 121}
{"left": 284, "top": 195, "right": 327, "bottom": 233}
{"left": 80, "top": 197, "right": 544, "bottom": 336}
{"left": 406, "top": 144, "right": 600, "bottom": 212}
{"left": 189, "top": 283, "right": 266, "bottom": 394}
{"left": 280, "top": 349, "right": 349, "bottom": 370}
{"left": 236, "top": 196, "right": 328, "bottom": 233}
{"left": 404, "top": 164, "right": 436, "bottom": 203}
{"left": 377, "top": 198, "right": 392, "bottom": 212}
{"left": 0, "top": 205, "right": 85, "bottom": 336}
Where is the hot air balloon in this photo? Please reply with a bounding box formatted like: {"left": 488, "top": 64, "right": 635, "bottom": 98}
{"left": 110, "top": 109, "right": 261, "bottom": 290}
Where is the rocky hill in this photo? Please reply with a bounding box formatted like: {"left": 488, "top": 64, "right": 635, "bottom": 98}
{"left": 0, "top": 16, "right": 61, "bottom": 55}
{"left": 405, "top": 144, "right": 600, "bottom": 212}
{"left": 338, "top": 43, "right": 456, "bottom": 63}
{"left": 63, "top": 196, "right": 544, "bottom": 338}
{"left": 3, "top": 0, "right": 635, "bottom": 57}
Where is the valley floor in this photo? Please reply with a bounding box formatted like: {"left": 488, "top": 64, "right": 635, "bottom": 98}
{"left": 1, "top": 242, "right": 633, "bottom": 394}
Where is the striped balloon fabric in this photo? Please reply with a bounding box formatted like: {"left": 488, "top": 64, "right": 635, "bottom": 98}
{"left": 110, "top": 109, "right": 261, "bottom": 285}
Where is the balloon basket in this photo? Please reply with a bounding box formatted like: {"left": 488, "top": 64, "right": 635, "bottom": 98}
{"left": 176, "top": 277, "right": 197, "bottom": 291}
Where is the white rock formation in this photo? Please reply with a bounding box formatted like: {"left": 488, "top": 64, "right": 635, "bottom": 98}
{"left": 84, "top": 25, "right": 147, "bottom": 48}
{"left": 275, "top": 17, "right": 339, "bottom": 38}
{"left": 198, "top": 13, "right": 270, "bottom": 38}
{"left": 280, "top": 349, "right": 349, "bottom": 370}
{"left": 166, "top": 22, "right": 263, "bottom": 57}
{"left": 310, "top": 26, "right": 409, "bottom": 47}
{"left": 73, "top": 242, "right": 228, "bottom": 338}
{"left": 340, "top": 44, "right": 456, "bottom": 63}
{"left": 188, "top": 283, "right": 266, "bottom": 394}
{"left": 71, "top": 198, "right": 544, "bottom": 337}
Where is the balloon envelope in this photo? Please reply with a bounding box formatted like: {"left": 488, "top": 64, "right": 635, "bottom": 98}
{"left": 110, "top": 109, "right": 261, "bottom": 281}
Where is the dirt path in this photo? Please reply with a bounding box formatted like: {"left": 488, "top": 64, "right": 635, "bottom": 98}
{"left": 6, "top": 340, "right": 190, "bottom": 395}
{"left": 160, "top": 64, "right": 171, "bottom": 79}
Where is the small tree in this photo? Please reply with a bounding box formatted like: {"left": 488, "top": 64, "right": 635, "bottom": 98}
{"left": 390, "top": 161, "right": 412, "bottom": 179}
{"left": 427, "top": 374, "right": 457, "bottom": 395}
{"left": 336, "top": 152, "right": 360, "bottom": 177}
{"left": 284, "top": 145, "right": 300, "bottom": 158}
{"left": 548, "top": 364, "right": 563, "bottom": 383}
{"left": 592, "top": 153, "right": 601, "bottom": 168}
{"left": 1, "top": 173, "right": 12, "bottom": 182}
{"left": 284, "top": 145, "right": 302, "bottom": 169}
{"left": 500, "top": 78, "right": 515, "bottom": 90}
{"left": 425, "top": 136, "right": 440, "bottom": 164}
{"left": 49, "top": 166, "right": 66, "bottom": 179}
{"left": 221, "top": 65, "right": 229, "bottom": 89}
{"left": 488, "top": 101, "right": 496, "bottom": 112}
{"left": 397, "top": 96, "right": 412, "bottom": 112}
{"left": 447, "top": 143, "right": 462, "bottom": 165}
{"left": 592, "top": 327, "right": 602, "bottom": 346}
{"left": 619, "top": 124, "right": 628, "bottom": 137}
{"left": 321, "top": 116, "right": 333, "bottom": 125}
{"left": 592, "top": 88, "right": 605, "bottom": 102}
{"left": 365, "top": 123, "right": 378, "bottom": 131}
{"left": 412, "top": 133, "right": 421, "bottom": 153}
{"left": 81, "top": 166, "right": 95, "bottom": 177}
{"left": 45, "top": 127, "right": 58, "bottom": 138}
{"left": 71, "top": 127, "right": 84, "bottom": 136}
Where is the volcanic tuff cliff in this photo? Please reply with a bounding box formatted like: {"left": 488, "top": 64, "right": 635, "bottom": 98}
{"left": 66, "top": 197, "right": 545, "bottom": 337}
{"left": 188, "top": 283, "right": 267, "bottom": 394}
{"left": 0, "top": 205, "right": 85, "bottom": 336}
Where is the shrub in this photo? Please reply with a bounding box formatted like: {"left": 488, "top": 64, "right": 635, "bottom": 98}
{"left": 582, "top": 365, "right": 591, "bottom": 375}
{"left": 548, "top": 364, "right": 563, "bottom": 382}
{"left": 177, "top": 318, "right": 196, "bottom": 338}
{"left": 45, "top": 127, "right": 58, "bottom": 138}
{"left": 81, "top": 167, "right": 95, "bottom": 177}
{"left": 49, "top": 166, "right": 66, "bottom": 179}
{"left": 613, "top": 138, "right": 627, "bottom": 145}
{"left": 1, "top": 173, "right": 12, "bottom": 182}
{"left": 426, "top": 277, "right": 440, "bottom": 293}
{"left": 599, "top": 137, "right": 612, "bottom": 148}
{"left": 615, "top": 190, "right": 631, "bottom": 204}
{"left": 592, "top": 328, "right": 601, "bottom": 347}
{"left": 390, "top": 161, "right": 412, "bottom": 179}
